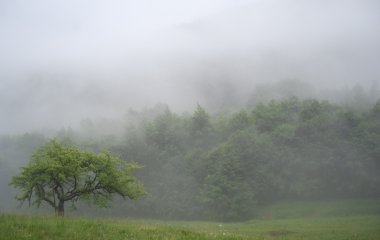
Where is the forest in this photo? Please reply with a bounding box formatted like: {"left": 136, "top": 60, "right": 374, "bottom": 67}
{"left": 1, "top": 1, "right": 380, "bottom": 239}
{"left": 1, "top": 86, "right": 379, "bottom": 222}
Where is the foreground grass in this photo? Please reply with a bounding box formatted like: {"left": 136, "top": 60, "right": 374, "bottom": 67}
{"left": 255, "top": 198, "right": 380, "bottom": 219}
{"left": 1, "top": 214, "right": 380, "bottom": 240}
{"left": 0, "top": 214, "right": 237, "bottom": 240}
{"left": 1, "top": 199, "right": 380, "bottom": 240}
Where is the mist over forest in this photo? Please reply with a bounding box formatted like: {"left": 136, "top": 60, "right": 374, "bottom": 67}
{"left": 0, "top": 0, "right": 380, "bottom": 222}
{"left": 1, "top": 0, "right": 379, "bottom": 133}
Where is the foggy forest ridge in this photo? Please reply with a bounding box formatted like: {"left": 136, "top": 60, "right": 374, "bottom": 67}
{"left": 1, "top": 79, "right": 378, "bottom": 135}
{"left": 1, "top": 2, "right": 380, "bottom": 237}
{"left": 1, "top": 93, "right": 380, "bottom": 221}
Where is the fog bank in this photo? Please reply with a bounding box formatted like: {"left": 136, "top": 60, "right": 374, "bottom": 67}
{"left": 1, "top": 0, "right": 379, "bottom": 133}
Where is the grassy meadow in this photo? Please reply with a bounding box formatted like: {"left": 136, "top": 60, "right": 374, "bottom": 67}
{"left": 1, "top": 199, "right": 379, "bottom": 240}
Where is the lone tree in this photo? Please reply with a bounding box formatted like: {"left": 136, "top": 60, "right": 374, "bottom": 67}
{"left": 11, "top": 139, "right": 145, "bottom": 216}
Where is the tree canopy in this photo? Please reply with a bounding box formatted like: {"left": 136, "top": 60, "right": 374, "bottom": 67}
{"left": 3, "top": 98, "right": 380, "bottom": 221}
{"left": 11, "top": 139, "right": 145, "bottom": 216}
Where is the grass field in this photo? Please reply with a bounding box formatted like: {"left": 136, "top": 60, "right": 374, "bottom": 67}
{"left": 1, "top": 199, "right": 379, "bottom": 240}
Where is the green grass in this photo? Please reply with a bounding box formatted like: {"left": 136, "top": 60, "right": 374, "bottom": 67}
{"left": 1, "top": 199, "right": 380, "bottom": 240}
{"left": 0, "top": 215, "right": 239, "bottom": 240}
{"left": 255, "top": 198, "right": 380, "bottom": 219}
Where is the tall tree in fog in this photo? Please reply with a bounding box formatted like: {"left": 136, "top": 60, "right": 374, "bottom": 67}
{"left": 11, "top": 140, "right": 145, "bottom": 216}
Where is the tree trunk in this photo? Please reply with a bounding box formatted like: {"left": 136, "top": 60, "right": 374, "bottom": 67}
{"left": 57, "top": 201, "right": 64, "bottom": 217}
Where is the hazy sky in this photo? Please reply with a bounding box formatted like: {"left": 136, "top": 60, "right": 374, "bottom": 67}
{"left": 0, "top": 0, "right": 379, "bottom": 133}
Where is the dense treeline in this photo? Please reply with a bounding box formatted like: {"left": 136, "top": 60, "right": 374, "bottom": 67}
{"left": 1, "top": 97, "right": 379, "bottom": 221}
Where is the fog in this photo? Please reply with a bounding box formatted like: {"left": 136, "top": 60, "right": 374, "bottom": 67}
{"left": 1, "top": 0, "right": 379, "bottom": 133}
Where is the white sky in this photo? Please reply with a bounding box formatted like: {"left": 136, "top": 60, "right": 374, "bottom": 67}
{"left": 0, "top": 0, "right": 379, "bottom": 133}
